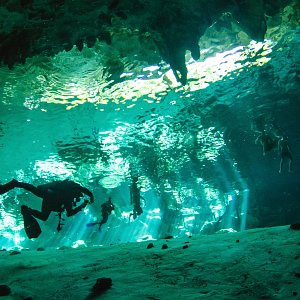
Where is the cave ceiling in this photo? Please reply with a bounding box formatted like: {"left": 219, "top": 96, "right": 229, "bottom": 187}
{"left": 0, "top": 0, "right": 293, "bottom": 85}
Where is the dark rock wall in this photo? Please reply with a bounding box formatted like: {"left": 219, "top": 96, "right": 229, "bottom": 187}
{"left": 0, "top": 0, "right": 291, "bottom": 83}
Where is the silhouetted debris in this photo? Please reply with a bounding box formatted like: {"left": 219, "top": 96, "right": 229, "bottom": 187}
{"left": 294, "top": 272, "right": 300, "bottom": 278}
{"left": 290, "top": 223, "right": 300, "bottom": 230}
{"left": 37, "top": 247, "right": 45, "bottom": 251}
{"left": 292, "top": 291, "right": 298, "bottom": 296}
{"left": 9, "top": 250, "right": 21, "bottom": 255}
{"left": 164, "top": 235, "right": 173, "bottom": 239}
{"left": 0, "top": 285, "right": 11, "bottom": 296}
{"left": 147, "top": 243, "right": 154, "bottom": 249}
{"left": 182, "top": 245, "right": 189, "bottom": 249}
{"left": 161, "top": 244, "right": 168, "bottom": 249}
{"left": 92, "top": 277, "right": 112, "bottom": 295}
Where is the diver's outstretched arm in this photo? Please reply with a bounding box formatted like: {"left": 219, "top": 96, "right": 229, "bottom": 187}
{"left": 80, "top": 187, "right": 94, "bottom": 203}
{"left": 65, "top": 200, "right": 88, "bottom": 217}
{"left": 0, "top": 179, "right": 18, "bottom": 195}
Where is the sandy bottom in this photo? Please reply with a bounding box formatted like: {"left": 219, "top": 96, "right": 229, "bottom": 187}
{"left": 1, "top": 225, "right": 300, "bottom": 299}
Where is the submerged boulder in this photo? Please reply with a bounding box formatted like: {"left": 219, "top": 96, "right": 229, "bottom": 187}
{"left": 0, "top": 285, "right": 11, "bottom": 296}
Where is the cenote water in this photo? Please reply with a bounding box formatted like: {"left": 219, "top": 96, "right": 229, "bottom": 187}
{"left": 0, "top": 7, "right": 299, "bottom": 251}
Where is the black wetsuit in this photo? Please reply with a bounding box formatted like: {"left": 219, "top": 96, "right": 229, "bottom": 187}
{"left": 1, "top": 179, "right": 93, "bottom": 220}
{"left": 99, "top": 200, "right": 114, "bottom": 227}
{"left": 279, "top": 140, "right": 292, "bottom": 160}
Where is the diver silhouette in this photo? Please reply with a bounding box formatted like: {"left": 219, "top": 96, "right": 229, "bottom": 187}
{"left": 0, "top": 179, "right": 94, "bottom": 238}
{"left": 278, "top": 136, "right": 293, "bottom": 173}
{"left": 87, "top": 197, "right": 115, "bottom": 230}
{"left": 255, "top": 130, "right": 276, "bottom": 155}
{"left": 129, "top": 176, "right": 145, "bottom": 220}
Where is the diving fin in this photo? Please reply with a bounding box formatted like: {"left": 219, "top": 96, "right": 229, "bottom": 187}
{"left": 21, "top": 205, "right": 42, "bottom": 239}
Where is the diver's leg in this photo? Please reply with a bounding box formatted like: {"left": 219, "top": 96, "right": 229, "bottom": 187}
{"left": 279, "top": 157, "right": 284, "bottom": 173}
{"left": 21, "top": 205, "right": 51, "bottom": 221}
{"left": 262, "top": 142, "right": 267, "bottom": 155}
{"left": 0, "top": 179, "right": 18, "bottom": 194}
{"left": 288, "top": 153, "right": 293, "bottom": 172}
{"left": 30, "top": 209, "right": 50, "bottom": 221}
{"left": 99, "top": 214, "right": 109, "bottom": 229}
{"left": 288, "top": 160, "right": 292, "bottom": 172}
{"left": 14, "top": 181, "right": 44, "bottom": 198}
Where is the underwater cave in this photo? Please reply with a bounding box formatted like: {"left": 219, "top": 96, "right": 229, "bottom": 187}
{"left": 0, "top": 0, "right": 300, "bottom": 298}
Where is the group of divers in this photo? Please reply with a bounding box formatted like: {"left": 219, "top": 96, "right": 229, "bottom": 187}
{"left": 0, "top": 175, "right": 143, "bottom": 239}
{"left": 254, "top": 118, "right": 293, "bottom": 173}
{"left": 0, "top": 119, "right": 293, "bottom": 239}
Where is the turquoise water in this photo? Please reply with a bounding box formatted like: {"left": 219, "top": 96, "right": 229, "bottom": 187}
{"left": 0, "top": 25, "right": 299, "bottom": 250}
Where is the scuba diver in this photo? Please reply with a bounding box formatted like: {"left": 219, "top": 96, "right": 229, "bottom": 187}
{"left": 278, "top": 136, "right": 293, "bottom": 173}
{"left": 0, "top": 179, "right": 94, "bottom": 238}
{"left": 129, "top": 176, "right": 145, "bottom": 220}
{"left": 87, "top": 197, "right": 115, "bottom": 229}
{"left": 255, "top": 130, "right": 277, "bottom": 155}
